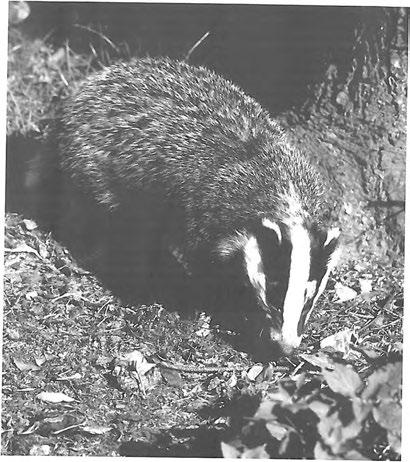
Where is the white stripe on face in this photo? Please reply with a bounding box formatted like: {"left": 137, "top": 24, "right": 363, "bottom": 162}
{"left": 281, "top": 224, "right": 311, "bottom": 348}
{"left": 244, "top": 236, "right": 267, "bottom": 305}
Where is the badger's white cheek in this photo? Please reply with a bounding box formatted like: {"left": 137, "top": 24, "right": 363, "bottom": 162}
{"left": 244, "top": 236, "right": 267, "bottom": 305}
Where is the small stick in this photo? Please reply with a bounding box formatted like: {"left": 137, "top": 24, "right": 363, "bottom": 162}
{"left": 154, "top": 359, "right": 289, "bottom": 374}
{"left": 185, "top": 31, "right": 210, "bottom": 61}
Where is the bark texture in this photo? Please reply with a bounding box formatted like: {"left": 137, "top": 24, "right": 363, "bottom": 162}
{"left": 280, "top": 7, "right": 407, "bottom": 262}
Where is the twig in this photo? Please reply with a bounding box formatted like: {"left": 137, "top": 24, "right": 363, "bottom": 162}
{"left": 154, "top": 358, "right": 289, "bottom": 374}
{"left": 74, "top": 24, "right": 119, "bottom": 53}
{"left": 185, "top": 31, "right": 210, "bottom": 61}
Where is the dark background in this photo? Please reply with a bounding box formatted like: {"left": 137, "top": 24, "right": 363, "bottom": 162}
{"left": 18, "top": 2, "right": 361, "bottom": 114}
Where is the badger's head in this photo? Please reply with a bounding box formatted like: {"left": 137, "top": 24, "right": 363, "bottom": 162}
{"left": 216, "top": 218, "right": 340, "bottom": 352}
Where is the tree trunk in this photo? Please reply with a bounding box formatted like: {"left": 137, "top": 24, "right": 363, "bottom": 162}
{"left": 281, "top": 7, "right": 407, "bottom": 262}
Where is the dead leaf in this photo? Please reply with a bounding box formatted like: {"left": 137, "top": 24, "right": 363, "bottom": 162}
{"left": 359, "top": 278, "right": 372, "bottom": 293}
{"left": 34, "top": 356, "right": 47, "bottom": 367}
{"left": 81, "top": 425, "right": 112, "bottom": 435}
{"left": 320, "top": 329, "right": 353, "bottom": 356}
{"left": 37, "top": 391, "right": 75, "bottom": 403}
{"left": 29, "top": 445, "right": 51, "bottom": 456}
{"left": 38, "top": 242, "right": 49, "bottom": 259}
{"left": 5, "top": 328, "right": 20, "bottom": 340}
{"left": 56, "top": 372, "right": 82, "bottom": 381}
{"left": 335, "top": 283, "right": 357, "bottom": 302}
{"left": 121, "top": 350, "right": 156, "bottom": 376}
{"left": 23, "top": 219, "right": 38, "bottom": 231}
{"left": 25, "top": 291, "right": 39, "bottom": 301}
{"left": 226, "top": 372, "right": 237, "bottom": 388}
{"left": 4, "top": 243, "right": 43, "bottom": 260}
{"left": 195, "top": 313, "right": 212, "bottom": 337}
{"left": 161, "top": 369, "right": 183, "bottom": 387}
{"left": 247, "top": 364, "right": 264, "bottom": 381}
{"left": 13, "top": 357, "right": 41, "bottom": 371}
{"left": 300, "top": 352, "right": 334, "bottom": 369}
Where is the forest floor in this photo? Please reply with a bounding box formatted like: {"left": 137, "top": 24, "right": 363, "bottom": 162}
{"left": 2, "top": 26, "right": 404, "bottom": 458}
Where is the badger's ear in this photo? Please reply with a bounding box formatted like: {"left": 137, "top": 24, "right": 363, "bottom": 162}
{"left": 261, "top": 218, "right": 282, "bottom": 244}
{"left": 324, "top": 227, "right": 340, "bottom": 248}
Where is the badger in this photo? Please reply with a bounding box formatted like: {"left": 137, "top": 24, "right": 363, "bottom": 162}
{"left": 52, "top": 57, "right": 340, "bottom": 351}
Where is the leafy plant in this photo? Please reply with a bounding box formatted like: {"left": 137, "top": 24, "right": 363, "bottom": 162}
{"left": 221, "top": 354, "right": 401, "bottom": 459}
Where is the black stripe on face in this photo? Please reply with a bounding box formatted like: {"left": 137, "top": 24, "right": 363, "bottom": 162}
{"left": 255, "top": 223, "right": 292, "bottom": 311}
{"left": 297, "top": 227, "right": 340, "bottom": 336}
{"left": 297, "top": 290, "right": 316, "bottom": 336}
{"left": 309, "top": 226, "right": 339, "bottom": 282}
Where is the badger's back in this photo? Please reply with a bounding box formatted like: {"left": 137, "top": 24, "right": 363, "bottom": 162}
{"left": 58, "top": 57, "right": 325, "bottom": 248}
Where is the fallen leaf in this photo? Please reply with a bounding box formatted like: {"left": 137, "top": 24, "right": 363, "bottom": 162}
{"left": 13, "top": 357, "right": 41, "bottom": 371}
{"left": 23, "top": 219, "right": 38, "bottom": 231}
{"left": 195, "top": 313, "right": 212, "bottom": 337}
{"left": 335, "top": 283, "right": 357, "bottom": 302}
{"left": 359, "top": 278, "right": 372, "bottom": 293}
{"left": 4, "top": 243, "right": 43, "bottom": 259}
{"left": 56, "top": 372, "right": 82, "bottom": 381}
{"left": 5, "top": 328, "right": 20, "bottom": 340}
{"left": 38, "top": 242, "right": 49, "bottom": 259}
{"left": 320, "top": 329, "right": 353, "bottom": 356}
{"left": 121, "top": 350, "right": 156, "bottom": 376}
{"left": 34, "top": 356, "right": 47, "bottom": 367}
{"left": 29, "top": 445, "right": 51, "bottom": 456}
{"left": 247, "top": 364, "right": 264, "bottom": 381}
{"left": 300, "top": 352, "right": 334, "bottom": 369}
{"left": 37, "top": 391, "right": 75, "bottom": 403}
{"left": 226, "top": 372, "right": 237, "bottom": 388}
{"left": 161, "top": 369, "right": 183, "bottom": 387}
{"left": 25, "top": 291, "right": 38, "bottom": 301}
{"left": 81, "top": 425, "right": 112, "bottom": 435}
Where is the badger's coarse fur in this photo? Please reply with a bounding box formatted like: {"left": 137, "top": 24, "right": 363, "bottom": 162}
{"left": 54, "top": 57, "right": 340, "bottom": 351}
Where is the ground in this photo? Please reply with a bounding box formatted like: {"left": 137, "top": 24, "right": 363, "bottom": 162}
{"left": 2, "top": 9, "right": 404, "bottom": 458}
